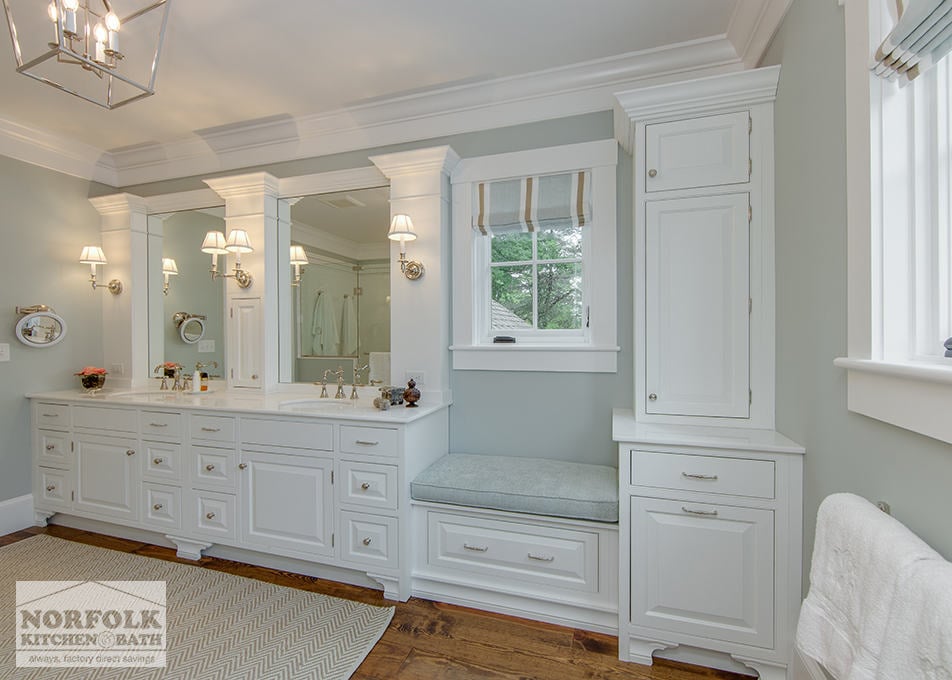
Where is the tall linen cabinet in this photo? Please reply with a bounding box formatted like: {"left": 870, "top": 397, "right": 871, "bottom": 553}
{"left": 613, "top": 66, "right": 805, "bottom": 680}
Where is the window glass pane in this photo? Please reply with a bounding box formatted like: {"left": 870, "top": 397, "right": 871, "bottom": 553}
{"left": 537, "top": 262, "right": 583, "bottom": 329}
{"left": 537, "top": 220, "right": 582, "bottom": 260}
{"left": 490, "top": 231, "right": 532, "bottom": 263}
{"left": 491, "top": 265, "right": 533, "bottom": 330}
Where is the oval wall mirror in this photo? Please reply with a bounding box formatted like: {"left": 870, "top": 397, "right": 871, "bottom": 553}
{"left": 179, "top": 317, "right": 206, "bottom": 344}
{"left": 15, "top": 307, "right": 67, "bottom": 347}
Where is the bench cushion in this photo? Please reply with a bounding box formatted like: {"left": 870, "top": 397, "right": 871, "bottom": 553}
{"left": 410, "top": 453, "right": 618, "bottom": 523}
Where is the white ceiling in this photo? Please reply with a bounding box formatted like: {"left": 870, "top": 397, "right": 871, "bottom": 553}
{"left": 0, "top": 0, "right": 790, "bottom": 186}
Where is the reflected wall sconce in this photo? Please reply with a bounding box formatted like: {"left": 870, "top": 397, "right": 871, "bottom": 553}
{"left": 290, "top": 245, "right": 308, "bottom": 286}
{"left": 201, "top": 229, "right": 253, "bottom": 288}
{"left": 388, "top": 214, "right": 424, "bottom": 280}
{"left": 79, "top": 245, "right": 122, "bottom": 294}
{"left": 161, "top": 257, "right": 178, "bottom": 295}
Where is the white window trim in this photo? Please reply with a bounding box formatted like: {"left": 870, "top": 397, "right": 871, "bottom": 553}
{"left": 450, "top": 139, "right": 619, "bottom": 372}
{"left": 840, "top": 0, "right": 952, "bottom": 444}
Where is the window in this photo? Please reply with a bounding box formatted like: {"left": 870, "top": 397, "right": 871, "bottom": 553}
{"left": 451, "top": 140, "right": 618, "bottom": 372}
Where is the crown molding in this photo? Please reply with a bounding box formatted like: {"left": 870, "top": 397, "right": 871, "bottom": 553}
{"left": 142, "top": 188, "right": 223, "bottom": 214}
{"left": 727, "top": 0, "right": 794, "bottom": 68}
{"left": 0, "top": 117, "right": 118, "bottom": 185}
{"left": 277, "top": 166, "right": 388, "bottom": 199}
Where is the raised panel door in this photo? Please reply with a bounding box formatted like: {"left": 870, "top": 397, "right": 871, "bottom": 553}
{"left": 73, "top": 434, "right": 138, "bottom": 522}
{"left": 229, "top": 297, "right": 261, "bottom": 388}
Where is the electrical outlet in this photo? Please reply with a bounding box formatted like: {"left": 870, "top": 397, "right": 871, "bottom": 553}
{"left": 405, "top": 370, "right": 425, "bottom": 386}
{"left": 0, "top": 343, "right": 9, "bottom": 362}
{"left": 110, "top": 363, "right": 124, "bottom": 376}
{"left": 198, "top": 339, "right": 215, "bottom": 353}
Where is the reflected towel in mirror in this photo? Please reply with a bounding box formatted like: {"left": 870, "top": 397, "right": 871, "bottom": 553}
{"left": 311, "top": 291, "right": 340, "bottom": 355}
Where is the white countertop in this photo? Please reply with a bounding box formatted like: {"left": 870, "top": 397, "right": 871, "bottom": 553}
{"left": 28, "top": 385, "right": 449, "bottom": 424}
{"left": 612, "top": 408, "right": 805, "bottom": 454}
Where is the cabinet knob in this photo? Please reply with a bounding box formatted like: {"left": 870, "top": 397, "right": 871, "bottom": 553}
{"left": 648, "top": 393, "right": 658, "bottom": 401}
{"left": 205, "top": 463, "right": 215, "bottom": 471}
{"left": 206, "top": 512, "right": 216, "bottom": 520}
{"left": 153, "top": 457, "right": 164, "bottom": 465}
{"left": 126, "top": 449, "right": 136, "bottom": 456}
{"left": 45, "top": 484, "right": 56, "bottom": 492}
{"left": 251, "top": 374, "right": 259, "bottom": 380}
{"left": 362, "top": 537, "right": 372, "bottom": 546}
{"left": 45, "top": 444, "right": 55, "bottom": 451}
{"left": 360, "top": 482, "right": 371, "bottom": 491}
{"left": 153, "top": 503, "right": 163, "bottom": 511}
{"left": 648, "top": 168, "right": 658, "bottom": 178}
{"left": 238, "top": 463, "right": 248, "bottom": 470}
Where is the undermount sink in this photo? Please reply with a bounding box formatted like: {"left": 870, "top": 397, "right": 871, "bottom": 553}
{"left": 277, "top": 398, "right": 358, "bottom": 412}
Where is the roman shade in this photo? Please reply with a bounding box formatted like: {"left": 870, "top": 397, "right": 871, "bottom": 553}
{"left": 472, "top": 170, "right": 591, "bottom": 236}
{"left": 874, "top": 0, "right": 952, "bottom": 80}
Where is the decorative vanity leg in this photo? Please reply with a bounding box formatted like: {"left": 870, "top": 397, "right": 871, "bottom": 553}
{"left": 165, "top": 535, "right": 212, "bottom": 561}
{"left": 622, "top": 637, "right": 678, "bottom": 665}
{"left": 34, "top": 511, "right": 55, "bottom": 527}
{"left": 366, "top": 572, "right": 408, "bottom": 602}
{"left": 731, "top": 655, "right": 787, "bottom": 680}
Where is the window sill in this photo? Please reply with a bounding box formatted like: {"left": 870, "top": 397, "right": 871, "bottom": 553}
{"left": 451, "top": 344, "right": 620, "bottom": 373}
{"left": 834, "top": 357, "right": 952, "bottom": 444}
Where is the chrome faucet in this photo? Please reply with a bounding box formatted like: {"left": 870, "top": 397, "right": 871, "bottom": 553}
{"left": 334, "top": 367, "right": 346, "bottom": 399}
{"left": 316, "top": 370, "right": 332, "bottom": 398}
{"left": 351, "top": 364, "right": 369, "bottom": 399}
{"left": 152, "top": 364, "right": 170, "bottom": 390}
{"left": 171, "top": 366, "right": 184, "bottom": 391}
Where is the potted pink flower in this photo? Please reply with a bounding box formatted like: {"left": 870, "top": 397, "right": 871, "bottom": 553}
{"left": 75, "top": 366, "right": 107, "bottom": 391}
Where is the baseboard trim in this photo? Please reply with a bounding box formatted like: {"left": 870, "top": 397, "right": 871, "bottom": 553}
{"left": 0, "top": 494, "right": 34, "bottom": 535}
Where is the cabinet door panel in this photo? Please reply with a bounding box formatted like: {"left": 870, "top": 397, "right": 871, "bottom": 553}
{"left": 630, "top": 496, "right": 773, "bottom": 648}
{"left": 240, "top": 451, "right": 334, "bottom": 558}
{"left": 645, "top": 193, "right": 750, "bottom": 418}
{"left": 74, "top": 435, "right": 138, "bottom": 522}
{"left": 229, "top": 297, "right": 261, "bottom": 388}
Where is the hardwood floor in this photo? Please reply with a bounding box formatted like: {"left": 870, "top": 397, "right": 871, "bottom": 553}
{"left": 1, "top": 526, "right": 752, "bottom": 680}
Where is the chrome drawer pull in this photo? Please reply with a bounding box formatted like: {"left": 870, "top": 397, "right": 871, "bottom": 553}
{"left": 354, "top": 440, "right": 379, "bottom": 446}
{"left": 41, "top": 413, "right": 59, "bottom": 418}
{"left": 148, "top": 422, "right": 168, "bottom": 428}
{"left": 45, "top": 484, "right": 56, "bottom": 492}
{"left": 527, "top": 552, "right": 555, "bottom": 562}
{"left": 360, "top": 482, "right": 371, "bottom": 491}
{"left": 205, "top": 512, "right": 216, "bottom": 520}
{"left": 200, "top": 427, "right": 221, "bottom": 432}
{"left": 205, "top": 464, "right": 216, "bottom": 471}
{"left": 463, "top": 543, "right": 488, "bottom": 552}
{"left": 126, "top": 449, "right": 136, "bottom": 456}
{"left": 153, "top": 457, "right": 164, "bottom": 465}
{"left": 45, "top": 444, "right": 55, "bottom": 451}
{"left": 682, "top": 472, "right": 718, "bottom": 481}
{"left": 362, "top": 537, "right": 372, "bottom": 546}
{"left": 681, "top": 506, "right": 718, "bottom": 517}
{"left": 153, "top": 503, "right": 163, "bottom": 511}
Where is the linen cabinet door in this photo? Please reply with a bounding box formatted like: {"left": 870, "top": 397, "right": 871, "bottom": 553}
{"left": 239, "top": 451, "right": 334, "bottom": 559}
{"left": 629, "top": 496, "right": 774, "bottom": 648}
{"left": 644, "top": 193, "right": 750, "bottom": 419}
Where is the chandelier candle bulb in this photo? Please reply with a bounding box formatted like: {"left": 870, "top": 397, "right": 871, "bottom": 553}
{"left": 47, "top": 2, "right": 58, "bottom": 42}
{"left": 105, "top": 11, "right": 119, "bottom": 52}
{"left": 61, "top": 0, "right": 77, "bottom": 36}
{"left": 93, "top": 23, "right": 106, "bottom": 62}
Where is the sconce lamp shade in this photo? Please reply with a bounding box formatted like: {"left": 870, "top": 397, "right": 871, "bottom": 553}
{"left": 225, "top": 229, "right": 254, "bottom": 254}
{"left": 161, "top": 258, "right": 179, "bottom": 275}
{"left": 388, "top": 214, "right": 417, "bottom": 243}
{"left": 200, "top": 231, "right": 228, "bottom": 254}
{"left": 79, "top": 246, "right": 107, "bottom": 265}
{"left": 289, "top": 245, "right": 308, "bottom": 266}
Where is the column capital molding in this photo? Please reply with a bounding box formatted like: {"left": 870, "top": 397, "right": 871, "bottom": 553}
{"left": 204, "top": 172, "right": 281, "bottom": 200}
{"left": 89, "top": 193, "right": 148, "bottom": 216}
{"left": 369, "top": 145, "right": 460, "bottom": 179}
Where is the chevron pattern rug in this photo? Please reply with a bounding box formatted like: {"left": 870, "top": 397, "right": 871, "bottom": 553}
{"left": 1, "top": 535, "right": 394, "bottom": 679}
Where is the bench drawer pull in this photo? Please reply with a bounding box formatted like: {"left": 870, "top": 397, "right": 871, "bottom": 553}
{"left": 682, "top": 506, "right": 718, "bottom": 517}
{"left": 527, "top": 552, "right": 555, "bottom": 562}
{"left": 682, "top": 472, "right": 718, "bottom": 481}
{"left": 463, "top": 543, "right": 488, "bottom": 552}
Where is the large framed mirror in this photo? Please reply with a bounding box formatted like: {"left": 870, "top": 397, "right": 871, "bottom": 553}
{"left": 280, "top": 185, "right": 391, "bottom": 384}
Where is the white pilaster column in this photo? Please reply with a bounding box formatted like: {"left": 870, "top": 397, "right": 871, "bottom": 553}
{"left": 88, "top": 193, "right": 149, "bottom": 390}
{"left": 369, "top": 146, "right": 460, "bottom": 401}
{"left": 204, "top": 173, "right": 281, "bottom": 391}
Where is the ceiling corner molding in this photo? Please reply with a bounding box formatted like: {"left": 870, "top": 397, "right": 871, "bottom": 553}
{"left": 727, "top": 0, "right": 794, "bottom": 67}
{"left": 0, "top": 116, "right": 118, "bottom": 185}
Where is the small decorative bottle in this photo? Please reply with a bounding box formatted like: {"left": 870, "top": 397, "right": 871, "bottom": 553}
{"left": 403, "top": 378, "right": 420, "bottom": 407}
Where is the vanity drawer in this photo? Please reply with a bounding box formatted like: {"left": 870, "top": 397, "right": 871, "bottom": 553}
{"left": 142, "top": 483, "right": 181, "bottom": 530}
{"left": 340, "top": 511, "right": 398, "bottom": 569}
{"left": 36, "top": 430, "right": 71, "bottom": 469}
{"left": 192, "top": 446, "right": 237, "bottom": 491}
{"left": 339, "top": 460, "right": 398, "bottom": 510}
{"left": 629, "top": 450, "right": 775, "bottom": 499}
{"left": 73, "top": 405, "right": 137, "bottom": 434}
{"left": 339, "top": 425, "right": 398, "bottom": 457}
{"left": 427, "top": 511, "right": 598, "bottom": 593}
{"left": 189, "top": 489, "right": 236, "bottom": 541}
{"left": 140, "top": 410, "right": 183, "bottom": 440}
{"left": 35, "top": 402, "right": 70, "bottom": 430}
{"left": 240, "top": 418, "right": 333, "bottom": 452}
{"left": 35, "top": 467, "right": 72, "bottom": 512}
{"left": 189, "top": 414, "right": 235, "bottom": 444}
{"left": 142, "top": 441, "right": 182, "bottom": 482}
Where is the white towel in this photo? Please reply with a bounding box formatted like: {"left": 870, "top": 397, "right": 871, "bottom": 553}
{"left": 796, "top": 493, "right": 943, "bottom": 680}
{"left": 368, "top": 351, "right": 390, "bottom": 384}
{"left": 340, "top": 295, "right": 357, "bottom": 356}
{"left": 311, "top": 292, "right": 339, "bottom": 355}
{"left": 876, "top": 558, "right": 952, "bottom": 680}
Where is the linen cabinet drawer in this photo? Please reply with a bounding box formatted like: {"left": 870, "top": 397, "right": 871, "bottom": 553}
{"left": 240, "top": 418, "right": 332, "bottom": 452}
{"left": 73, "top": 405, "right": 137, "bottom": 434}
{"left": 142, "top": 483, "right": 181, "bottom": 531}
{"left": 35, "top": 403, "right": 70, "bottom": 430}
{"left": 140, "top": 410, "right": 183, "bottom": 440}
{"left": 192, "top": 447, "right": 237, "bottom": 490}
{"left": 630, "top": 450, "right": 775, "bottom": 499}
{"left": 340, "top": 511, "right": 398, "bottom": 569}
{"left": 427, "top": 511, "right": 598, "bottom": 593}
{"left": 190, "top": 490, "right": 236, "bottom": 541}
{"left": 189, "top": 414, "right": 235, "bottom": 443}
{"left": 339, "top": 460, "right": 398, "bottom": 510}
{"left": 142, "top": 441, "right": 182, "bottom": 482}
{"left": 340, "top": 426, "right": 398, "bottom": 457}
{"left": 36, "top": 430, "right": 71, "bottom": 469}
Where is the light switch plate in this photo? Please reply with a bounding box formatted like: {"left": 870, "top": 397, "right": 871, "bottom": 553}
{"left": 0, "top": 343, "right": 9, "bottom": 362}
{"left": 198, "top": 340, "right": 215, "bottom": 353}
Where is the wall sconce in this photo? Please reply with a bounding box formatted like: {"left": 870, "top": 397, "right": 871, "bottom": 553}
{"left": 161, "top": 258, "right": 178, "bottom": 296}
{"left": 290, "top": 245, "right": 308, "bottom": 286}
{"left": 79, "top": 246, "right": 122, "bottom": 295}
{"left": 388, "top": 214, "right": 424, "bottom": 280}
{"left": 201, "top": 229, "right": 253, "bottom": 289}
